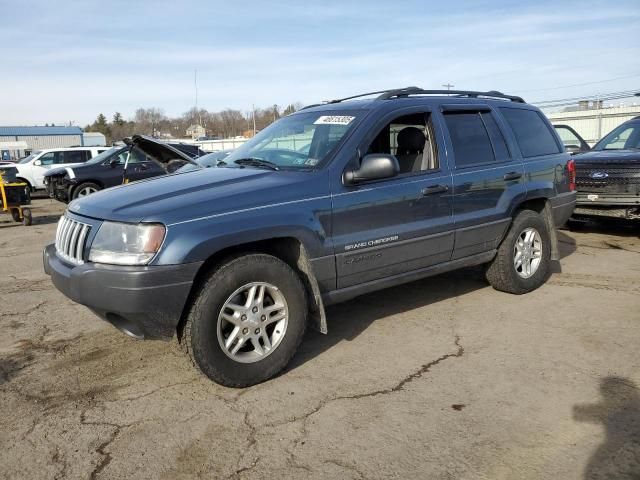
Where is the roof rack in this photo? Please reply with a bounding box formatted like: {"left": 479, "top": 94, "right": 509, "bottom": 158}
{"left": 300, "top": 88, "right": 417, "bottom": 110}
{"left": 376, "top": 87, "right": 525, "bottom": 103}
{"left": 301, "top": 87, "right": 525, "bottom": 109}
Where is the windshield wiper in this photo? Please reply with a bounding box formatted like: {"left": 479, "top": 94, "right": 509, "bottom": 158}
{"left": 234, "top": 158, "right": 280, "bottom": 171}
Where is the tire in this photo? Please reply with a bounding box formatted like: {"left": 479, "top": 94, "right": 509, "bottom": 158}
{"left": 183, "top": 254, "right": 308, "bottom": 387}
{"left": 16, "top": 178, "right": 32, "bottom": 192}
{"left": 10, "top": 208, "right": 21, "bottom": 222}
{"left": 72, "top": 182, "right": 101, "bottom": 199}
{"left": 21, "top": 208, "right": 32, "bottom": 226}
{"left": 485, "top": 209, "right": 551, "bottom": 294}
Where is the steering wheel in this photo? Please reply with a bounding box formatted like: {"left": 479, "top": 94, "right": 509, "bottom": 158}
{"left": 166, "top": 159, "right": 187, "bottom": 173}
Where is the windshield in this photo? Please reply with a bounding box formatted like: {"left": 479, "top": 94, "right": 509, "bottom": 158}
{"left": 18, "top": 151, "right": 42, "bottom": 164}
{"left": 224, "top": 111, "right": 362, "bottom": 170}
{"left": 594, "top": 122, "right": 640, "bottom": 150}
{"left": 85, "top": 146, "right": 124, "bottom": 164}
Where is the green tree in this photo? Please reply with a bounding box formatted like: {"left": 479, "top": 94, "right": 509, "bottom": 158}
{"left": 113, "top": 112, "right": 124, "bottom": 126}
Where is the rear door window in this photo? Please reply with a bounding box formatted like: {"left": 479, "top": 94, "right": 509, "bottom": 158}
{"left": 500, "top": 108, "right": 561, "bottom": 157}
{"left": 61, "top": 150, "right": 90, "bottom": 164}
{"left": 481, "top": 112, "right": 510, "bottom": 160}
{"left": 443, "top": 112, "right": 495, "bottom": 167}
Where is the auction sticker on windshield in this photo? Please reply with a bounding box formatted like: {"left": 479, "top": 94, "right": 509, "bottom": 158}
{"left": 314, "top": 116, "right": 355, "bottom": 125}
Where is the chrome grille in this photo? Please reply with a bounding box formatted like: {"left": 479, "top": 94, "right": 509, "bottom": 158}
{"left": 55, "top": 215, "right": 91, "bottom": 265}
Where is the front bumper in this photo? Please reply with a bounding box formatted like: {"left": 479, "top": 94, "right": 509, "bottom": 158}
{"left": 574, "top": 192, "right": 640, "bottom": 219}
{"left": 43, "top": 244, "right": 202, "bottom": 339}
{"left": 576, "top": 192, "right": 640, "bottom": 207}
{"left": 44, "top": 177, "right": 71, "bottom": 202}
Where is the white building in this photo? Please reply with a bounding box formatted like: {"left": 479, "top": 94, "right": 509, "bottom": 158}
{"left": 82, "top": 132, "right": 106, "bottom": 146}
{"left": 0, "top": 126, "right": 85, "bottom": 159}
{"left": 186, "top": 124, "right": 206, "bottom": 139}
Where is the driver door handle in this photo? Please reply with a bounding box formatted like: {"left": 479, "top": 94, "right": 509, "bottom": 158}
{"left": 503, "top": 171, "right": 522, "bottom": 181}
{"left": 421, "top": 184, "right": 449, "bottom": 196}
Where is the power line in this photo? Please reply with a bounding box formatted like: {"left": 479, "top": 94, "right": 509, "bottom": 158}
{"left": 533, "top": 89, "right": 640, "bottom": 109}
{"left": 515, "top": 73, "right": 640, "bottom": 94}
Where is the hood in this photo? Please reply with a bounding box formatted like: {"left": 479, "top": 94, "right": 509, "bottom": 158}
{"left": 45, "top": 167, "right": 68, "bottom": 178}
{"left": 67, "top": 166, "right": 326, "bottom": 224}
{"left": 124, "top": 135, "right": 200, "bottom": 166}
{"left": 573, "top": 149, "right": 640, "bottom": 165}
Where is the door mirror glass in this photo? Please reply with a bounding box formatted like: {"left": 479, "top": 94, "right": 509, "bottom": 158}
{"left": 565, "top": 144, "right": 582, "bottom": 154}
{"left": 343, "top": 154, "right": 399, "bottom": 184}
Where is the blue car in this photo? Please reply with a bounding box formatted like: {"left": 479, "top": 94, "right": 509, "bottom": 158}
{"left": 44, "top": 87, "right": 576, "bottom": 386}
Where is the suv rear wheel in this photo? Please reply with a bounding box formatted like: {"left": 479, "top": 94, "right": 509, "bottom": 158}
{"left": 183, "top": 254, "right": 307, "bottom": 387}
{"left": 485, "top": 209, "right": 551, "bottom": 294}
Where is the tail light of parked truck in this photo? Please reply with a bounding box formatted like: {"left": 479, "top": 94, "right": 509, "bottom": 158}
{"left": 567, "top": 159, "right": 576, "bottom": 191}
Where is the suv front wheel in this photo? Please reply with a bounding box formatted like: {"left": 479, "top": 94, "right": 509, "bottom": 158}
{"left": 485, "top": 209, "right": 551, "bottom": 294}
{"left": 182, "top": 254, "right": 307, "bottom": 387}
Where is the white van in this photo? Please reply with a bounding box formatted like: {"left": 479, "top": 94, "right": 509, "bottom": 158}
{"left": 0, "top": 146, "right": 109, "bottom": 190}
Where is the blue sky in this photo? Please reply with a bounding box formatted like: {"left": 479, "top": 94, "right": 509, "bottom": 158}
{"left": 1, "top": 0, "right": 639, "bottom": 125}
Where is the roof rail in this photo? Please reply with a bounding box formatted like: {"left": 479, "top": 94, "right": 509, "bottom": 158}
{"left": 377, "top": 87, "right": 525, "bottom": 103}
{"left": 300, "top": 87, "right": 525, "bottom": 110}
{"left": 301, "top": 87, "right": 422, "bottom": 109}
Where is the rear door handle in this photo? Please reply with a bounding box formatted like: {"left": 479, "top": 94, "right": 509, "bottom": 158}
{"left": 503, "top": 172, "right": 522, "bottom": 181}
{"left": 421, "top": 184, "right": 449, "bottom": 196}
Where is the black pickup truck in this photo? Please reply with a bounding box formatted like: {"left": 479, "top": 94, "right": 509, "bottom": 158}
{"left": 44, "top": 87, "right": 576, "bottom": 387}
{"left": 571, "top": 116, "right": 640, "bottom": 220}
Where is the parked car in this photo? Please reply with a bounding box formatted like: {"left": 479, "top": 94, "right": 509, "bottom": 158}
{"left": 44, "top": 87, "right": 576, "bottom": 387}
{"left": 571, "top": 116, "right": 640, "bottom": 221}
{"left": 0, "top": 147, "right": 109, "bottom": 191}
{"left": 44, "top": 138, "right": 205, "bottom": 203}
{"left": 553, "top": 124, "right": 591, "bottom": 154}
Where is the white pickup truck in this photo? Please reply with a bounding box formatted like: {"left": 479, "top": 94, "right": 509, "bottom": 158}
{"left": 0, "top": 146, "right": 108, "bottom": 190}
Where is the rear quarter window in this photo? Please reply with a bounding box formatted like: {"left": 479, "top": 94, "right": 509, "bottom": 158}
{"left": 500, "top": 108, "right": 561, "bottom": 158}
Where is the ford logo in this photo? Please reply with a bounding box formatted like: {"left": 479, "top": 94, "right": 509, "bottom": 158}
{"left": 590, "top": 171, "right": 608, "bottom": 179}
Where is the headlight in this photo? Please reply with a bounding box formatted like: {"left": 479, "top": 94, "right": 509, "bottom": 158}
{"left": 88, "top": 221, "right": 166, "bottom": 265}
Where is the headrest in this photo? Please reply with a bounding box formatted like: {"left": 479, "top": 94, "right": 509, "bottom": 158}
{"left": 397, "top": 127, "right": 425, "bottom": 153}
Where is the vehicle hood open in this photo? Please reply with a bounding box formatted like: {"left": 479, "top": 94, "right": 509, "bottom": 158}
{"left": 124, "top": 135, "right": 201, "bottom": 167}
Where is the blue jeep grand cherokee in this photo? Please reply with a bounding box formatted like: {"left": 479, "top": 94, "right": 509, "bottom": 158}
{"left": 44, "top": 87, "right": 576, "bottom": 387}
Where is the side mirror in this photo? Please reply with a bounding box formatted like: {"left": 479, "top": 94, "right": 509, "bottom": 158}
{"left": 109, "top": 158, "right": 119, "bottom": 168}
{"left": 565, "top": 144, "right": 582, "bottom": 154}
{"left": 34, "top": 159, "right": 42, "bottom": 166}
{"left": 343, "top": 154, "right": 399, "bottom": 184}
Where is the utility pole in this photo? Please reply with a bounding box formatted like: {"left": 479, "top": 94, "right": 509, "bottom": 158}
{"left": 252, "top": 104, "right": 256, "bottom": 137}
{"left": 195, "top": 69, "right": 202, "bottom": 126}
{"left": 442, "top": 83, "right": 454, "bottom": 91}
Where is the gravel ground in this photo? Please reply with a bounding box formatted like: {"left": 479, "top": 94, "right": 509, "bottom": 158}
{"left": 1, "top": 198, "right": 639, "bottom": 479}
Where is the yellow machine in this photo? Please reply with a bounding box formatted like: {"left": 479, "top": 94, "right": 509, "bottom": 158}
{"left": 0, "top": 169, "right": 32, "bottom": 226}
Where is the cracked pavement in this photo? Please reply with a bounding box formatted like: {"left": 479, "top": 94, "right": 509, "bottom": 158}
{"left": 1, "top": 199, "right": 639, "bottom": 479}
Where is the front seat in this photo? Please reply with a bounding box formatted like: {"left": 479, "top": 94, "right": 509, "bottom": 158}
{"left": 396, "top": 127, "right": 425, "bottom": 173}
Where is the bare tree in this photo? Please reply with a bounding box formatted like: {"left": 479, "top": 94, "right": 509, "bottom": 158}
{"left": 134, "top": 107, "right": 167, "bottom": 136}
